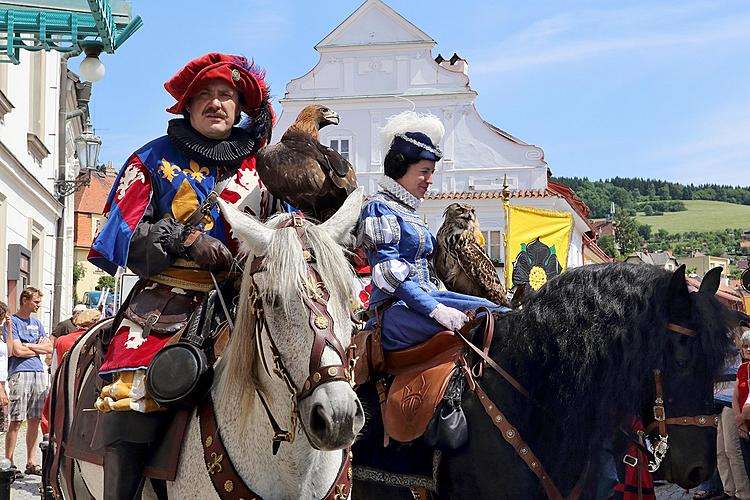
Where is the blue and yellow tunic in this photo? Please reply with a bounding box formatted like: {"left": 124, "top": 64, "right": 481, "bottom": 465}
{"left": 361, "top": 176, "right": 497, "bottom": 350}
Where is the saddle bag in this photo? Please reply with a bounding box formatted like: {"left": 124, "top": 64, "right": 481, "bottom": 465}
{"left": 146, "top": 341, "right": 212, "bottom": 407}
{"left": 423, "top": 369, "right": 468, "bottom": 450}
{"left": 124, "top": 284, "right": 195, "bottom": 338}
{"left": 145, "top": 290, "right": 218, "bottom": 407}
{"left": 351, "top": 328, "right": 385, "bottom": 386}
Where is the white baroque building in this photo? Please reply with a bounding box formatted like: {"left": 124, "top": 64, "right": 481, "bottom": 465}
{"left": 0, "top": 51, "right": 86, "bottom": 328}
{"left": 275, "top": 0, "right": 608, "bottom": 270}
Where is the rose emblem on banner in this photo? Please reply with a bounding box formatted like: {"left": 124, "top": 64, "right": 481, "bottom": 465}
{"left": 511, "top": 238, "right": 561, "bottom": 290}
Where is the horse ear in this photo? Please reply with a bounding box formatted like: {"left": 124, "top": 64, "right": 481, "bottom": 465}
{"left": 319, "top": 187, "right": 365, "bottom": 244}
{"left": 668, "top": 264, "right": 691, "bottom": 318}
{"left": 218, "top": 199, "right": 273, "bottom": 256}
{"left": 699, "top": 267, "right": 722, "bottom": 295}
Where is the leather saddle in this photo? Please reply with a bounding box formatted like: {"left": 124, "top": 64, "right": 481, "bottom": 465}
{"left": 46, "top": 322, "right": 192, "bottom": 499}
{"left": 381, "top": 331, "right": 464, "bottom": 443}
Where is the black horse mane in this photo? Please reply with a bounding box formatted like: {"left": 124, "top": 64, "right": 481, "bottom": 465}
{"left": 495, "top": 262, "right": 734, "bottom": 462}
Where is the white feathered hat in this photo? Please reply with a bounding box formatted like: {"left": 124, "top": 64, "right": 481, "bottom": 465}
{"left": 380, "top": 111, "right": 444, "bottom": 161}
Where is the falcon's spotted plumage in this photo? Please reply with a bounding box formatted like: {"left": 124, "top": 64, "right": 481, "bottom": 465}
{"left": 434, "top": 203, "right": 510, "bottom": 307}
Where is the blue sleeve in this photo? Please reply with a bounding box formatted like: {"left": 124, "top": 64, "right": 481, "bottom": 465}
{"left": 361, "top": 200, "right": 438, "bottom": 316}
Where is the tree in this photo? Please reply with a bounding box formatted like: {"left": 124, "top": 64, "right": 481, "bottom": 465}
{"left": 95, "top": 275, "right": 116, "bottom": 292}
{"left": 643, "top": 204, "right": 654, "bottom": 216}
{"left": 73, "top": 262, "right": 85, "bottom": 286}
{"left": 598, "top": 235, "right": 619, "bottom": 258}
{"left": 637, "top": 224, "right": 652, "bottom": 240}
{"left": 615, "top": 212, "right": 641, "bottom": 256}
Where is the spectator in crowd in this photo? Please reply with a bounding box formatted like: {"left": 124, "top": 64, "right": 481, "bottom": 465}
{"left": 2, "top": 287, "right": 52, "bottom": 477}
{"left": 51, "top": 303, "right": 86, "bottom": 340}
{"left": 734, "top": 327, "right": 750, "bottom": 488}
{"left": 0, "top": 301, "right": 11, "bottom": 435}
{"left": 42, "top": 308, "right": 102, "bottom": 434}
{"left": 52, "top": 308, "right": 101, "bottom": 374}
{"left": 708, "top": 334, "right": 750, "bottom": 500}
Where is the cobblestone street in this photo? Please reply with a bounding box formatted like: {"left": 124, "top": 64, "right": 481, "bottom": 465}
{"left": 8, "top": 422, "right": 43, "bottom": 500}
{"left": 0, "top": 423, "right": 700, "bottom": 500}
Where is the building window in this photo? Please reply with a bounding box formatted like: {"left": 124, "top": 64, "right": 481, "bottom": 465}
{"left": 329, "top": 137, "right": 351, "bottom": 161}
{"left": 28, "top": 50, "right": 46, "bottom": 139}
{"left": 482, "top": 230, "right": 503, "bottom": 266}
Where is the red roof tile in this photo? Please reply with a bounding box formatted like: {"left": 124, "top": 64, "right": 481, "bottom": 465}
{"left": 74, "top": 170, "right": 116, "bottom": 215}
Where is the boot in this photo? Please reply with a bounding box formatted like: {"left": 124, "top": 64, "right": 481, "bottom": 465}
{"left": 103, "top": 442, "right": 149, "bottom": 500}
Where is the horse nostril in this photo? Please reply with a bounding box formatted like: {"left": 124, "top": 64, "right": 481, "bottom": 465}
{"left": 310, "top": 404, "right": 332, "bottom": 437}
{"left": 354, "top": 398, "right": 365, "bottom": 424}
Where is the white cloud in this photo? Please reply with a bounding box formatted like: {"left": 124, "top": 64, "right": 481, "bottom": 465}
{"left": 471, "top": 3, "right": 750, "bottom": 75}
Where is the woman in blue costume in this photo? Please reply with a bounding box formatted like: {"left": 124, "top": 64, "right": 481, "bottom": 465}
{"left": 361, "top": 111, "right": 505, "bottom": 351}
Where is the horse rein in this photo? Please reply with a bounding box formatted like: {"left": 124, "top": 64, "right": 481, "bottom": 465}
{"left": 197, "top": 213, "right": 354, "bottom": 500}
{"left": 455, "top": 308, "right": 587, "bottom": 500}
{"left": 246, "top": 213, "right": 356, "bottom": 451}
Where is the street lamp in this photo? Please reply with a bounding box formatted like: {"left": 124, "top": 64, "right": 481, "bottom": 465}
{"left": 78, "top": 42, "right": 106, "bottom": 83}
{"left": 54, "top": 119, "right": 105, "bottom": 198}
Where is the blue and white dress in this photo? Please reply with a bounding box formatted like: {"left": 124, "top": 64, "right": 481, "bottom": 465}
{"left": 361, "top": 177, "right": 500, "bottom": 351}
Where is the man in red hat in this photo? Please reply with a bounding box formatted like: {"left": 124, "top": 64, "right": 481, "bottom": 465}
{"left": 86, "top": 53, "right": 276, "bottom": 499}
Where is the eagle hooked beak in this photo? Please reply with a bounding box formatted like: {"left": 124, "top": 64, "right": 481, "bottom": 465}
{"left": 322, "top": 109, "right": 340, "bottom": 126}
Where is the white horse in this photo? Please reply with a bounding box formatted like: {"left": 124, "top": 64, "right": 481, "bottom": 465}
{"left": 54, "top": 187, "right": 366, "bottom": 499}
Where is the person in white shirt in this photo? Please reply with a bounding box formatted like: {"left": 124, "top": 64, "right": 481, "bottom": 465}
{"left": 0, "top": 301, "right": 12, "bottom": 433}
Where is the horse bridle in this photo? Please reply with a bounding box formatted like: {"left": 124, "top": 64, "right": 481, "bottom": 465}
{"left": 636, "top": 323, "right": 719, "bottom": 472}
{"left": 456, "top": 312, "right": 720, "bottom": 499}
{"left": 246, "top": 213, "right": 357, "bottom": 453}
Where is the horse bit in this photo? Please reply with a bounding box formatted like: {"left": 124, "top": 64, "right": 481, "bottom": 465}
{"left": 634, "top": 323, "right": 720, "bottom": 472}
{"left": 247, "top": 213, "right": 357, "bottom": 453}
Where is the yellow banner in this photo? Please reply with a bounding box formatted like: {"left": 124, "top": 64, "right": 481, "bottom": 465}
{"left": 505, "top": 205, "right": 573, "bottom": 290}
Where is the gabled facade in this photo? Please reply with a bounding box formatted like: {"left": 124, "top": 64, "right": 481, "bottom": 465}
{"left": 275, "top": 0, "right": 603, "bottom": 270}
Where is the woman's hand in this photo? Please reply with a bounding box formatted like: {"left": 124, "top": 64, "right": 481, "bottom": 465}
{"left": 0, "top": 384, "right": 7, "bottom": 406}
{"left": 429, "top": 304, "right": 469, "bottom": 331}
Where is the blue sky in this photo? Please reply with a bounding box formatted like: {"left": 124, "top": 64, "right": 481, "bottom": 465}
{"left": 79, "top": 0, "right": 750, "bottom": 186}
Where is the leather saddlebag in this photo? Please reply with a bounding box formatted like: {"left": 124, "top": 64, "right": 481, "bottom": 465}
{"left": 124, "top": 284, "right": 195, "bottom": 337}
{"left": 351, "top": 328, "right": 385, "bottom": 386}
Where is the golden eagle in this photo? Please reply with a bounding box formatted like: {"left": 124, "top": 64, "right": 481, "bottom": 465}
{"left": 256, "top": 105, "right": 358, "bottom": 221}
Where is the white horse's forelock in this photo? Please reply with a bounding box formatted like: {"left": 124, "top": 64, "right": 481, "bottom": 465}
{"left": 216, "top": 212, "right": 355, "bottom": 419}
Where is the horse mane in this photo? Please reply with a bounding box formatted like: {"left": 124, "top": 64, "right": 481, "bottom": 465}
{"left": 498, "top": 262, "right": 734, "bottom": 460}
{"left": 215, "top": 213, "right": 356, "bottom": 416}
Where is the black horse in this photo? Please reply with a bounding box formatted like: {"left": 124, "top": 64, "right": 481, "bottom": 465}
{"left": 353, "top": 263, "right": 735, "bottom": 499}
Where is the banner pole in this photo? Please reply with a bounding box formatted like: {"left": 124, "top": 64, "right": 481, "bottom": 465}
{"left": 502, "top": 174, "right": 511, "bottom": 289}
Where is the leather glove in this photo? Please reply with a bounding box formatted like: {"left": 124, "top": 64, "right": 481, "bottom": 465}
{"left": 429, "top": 304, "right": 469, "bottom": 331}
{"left": 185, "top": 232, "right": 234, "bottom": 272}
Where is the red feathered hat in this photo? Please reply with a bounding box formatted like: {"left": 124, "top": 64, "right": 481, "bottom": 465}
{"left": 164, "top": 53, "right": 270, "bottom": 116}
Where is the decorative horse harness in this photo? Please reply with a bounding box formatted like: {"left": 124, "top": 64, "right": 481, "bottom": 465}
{"left": 198, "top": 214, "right": 355, "bottom": 500}
{"left": 455, "top": 311, "right": 719, "bottom": 500}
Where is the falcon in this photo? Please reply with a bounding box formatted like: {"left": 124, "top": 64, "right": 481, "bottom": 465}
{"left": 255, "top": 105, "right": 358, "bottom": 221}
{"left": 434, "top": 203, "right": 510, "bottom": 307}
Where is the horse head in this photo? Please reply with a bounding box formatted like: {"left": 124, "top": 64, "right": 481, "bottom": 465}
{"left": 219, "top": 188, "right": 366, "bottom": 452}
{"left": 643, "top": 265, "right": 734, "bottom": 488}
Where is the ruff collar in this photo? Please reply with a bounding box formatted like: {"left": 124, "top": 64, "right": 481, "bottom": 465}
{"left": 167, "top": 118, "right": 258, "bottom": 169}
{"left": 378, "top": 176, "right": 422, "bottom": 210}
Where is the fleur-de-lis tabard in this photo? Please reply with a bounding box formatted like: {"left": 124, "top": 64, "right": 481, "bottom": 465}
{"left": 185, "top": 160, "right": 210, "bottom": 182}
{"left": 206, "top": 452, "right": 224, "bottom": 475}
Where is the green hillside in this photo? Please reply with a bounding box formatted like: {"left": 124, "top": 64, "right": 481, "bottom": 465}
{"left": 635, "top": 200, "right": 750, "bottom": 233}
